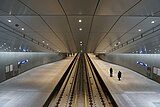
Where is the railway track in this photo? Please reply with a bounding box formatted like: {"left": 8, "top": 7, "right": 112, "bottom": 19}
{"left": 45, "top": 54, "right": 117, "bottom": 107}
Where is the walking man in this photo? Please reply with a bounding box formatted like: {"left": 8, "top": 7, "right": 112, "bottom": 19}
{"left": 109, "top": 68, "right": 113, "bottom": 77}
{"left": 118, "top": 71, "right": 122, "bottom": 81}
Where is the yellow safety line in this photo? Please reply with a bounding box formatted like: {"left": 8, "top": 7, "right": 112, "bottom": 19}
{"left": 74, "top": 59, "right": 79, "bottom": 107}
{"left": 74, "top": 92, "right": 77, "bottom": 107}
{"left": 84, "top": 54, "right": 88, "bottom": 107}
{"left": 84, "top": 88, "right": 87, "bottom": 107}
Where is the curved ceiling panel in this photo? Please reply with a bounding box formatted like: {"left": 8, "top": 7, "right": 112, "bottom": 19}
{"left": 0, "top": 0, "right": 160, "bottom": 54}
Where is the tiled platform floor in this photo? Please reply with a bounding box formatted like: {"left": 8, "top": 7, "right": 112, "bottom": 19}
{"left": 0, "top": 57, "right": 74, "bottom": 107}
{"left": 89, "top": 54, "right": 160, "bottom": 107}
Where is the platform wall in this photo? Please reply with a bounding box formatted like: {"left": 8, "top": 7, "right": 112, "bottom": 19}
{"left": 0, "top": 52, "right": 66, "bottom": 82}
{"left": 98, "top": 54, "right": 160, "bottom": 83}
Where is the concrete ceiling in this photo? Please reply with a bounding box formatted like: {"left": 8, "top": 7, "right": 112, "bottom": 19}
{"left": 0, "top": 0, "right": 160, "bottom": 53}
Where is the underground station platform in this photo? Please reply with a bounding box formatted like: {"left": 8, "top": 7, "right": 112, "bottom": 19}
{"left": 0, "top": 54, "right": 160, "bottom": 107}
{"left": 1, "top": 0, "right": 160, "bottom": 107}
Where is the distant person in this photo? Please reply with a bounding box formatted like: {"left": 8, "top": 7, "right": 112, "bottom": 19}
{"left": 147, "top": 67, "right": 151, "bottom": 78}
{"left": 109, "top": 68, "right": 113, "bottom": 77}
{"left": 18, "top": 63, "right": 21, "bottom": 69}
{"left": 118, "top": 71, "right": 122, "bottom": 81}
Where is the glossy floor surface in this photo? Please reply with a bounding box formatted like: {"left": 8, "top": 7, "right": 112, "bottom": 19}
{"left": 89, "top": 54, "right": 160, "bottom": 107}
{"left": 0, "top": 57, "right": 74, "bottom": 107}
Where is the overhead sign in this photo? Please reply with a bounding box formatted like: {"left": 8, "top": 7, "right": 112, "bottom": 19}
{"left": 136, "top": 61, "right": 148, "bottom": 67}
{"left": 18, "top": 59, "right": 29, "bottom": 65}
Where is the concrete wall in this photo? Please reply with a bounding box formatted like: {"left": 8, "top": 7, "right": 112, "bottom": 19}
{"left": 98, "top": 54, "right": 160, "bottom": 83}
{"left": 0, "top": 52, "right": 66, "bottom": 82}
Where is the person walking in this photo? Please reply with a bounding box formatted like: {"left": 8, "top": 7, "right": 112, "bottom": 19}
{"left": 109, "top": 68, "right": 113, "bottom": 77}
{"left": 118, "top": 71, "right": 122, "bottom": 81}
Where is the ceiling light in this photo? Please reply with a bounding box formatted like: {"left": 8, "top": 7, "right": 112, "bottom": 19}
{"left": 8, "top": 19, "right": 11, "bottom": 23}
{"left": 138, "top": 29, "right": 142, "bottom": 32}
{"left": 47, "top": 44, "right": 49, "bottom": 46}
{"left": 79, "top": 20, "right": 82, "bottom": 23}
{"left": 21, "top": 28, "right": 24, "bottom": 30}
{"left": 80, "top": 44, "right": 82, "bottom": 46}
{"left": 151, "top": 20, "right": 155, "bottom": 24}
{"left": 4, "top": 43, "right": 6, "bottom": 45}
{"left": 14, "top": 48, "right": 16, "bottom": 50}
{"left": 42, "top": 41, "right": 45, "bottom": 43}
{"left": 8, "top": 47, "right": 10, "bottom": 48}
{"left": 80, "top": 41, "right": 83, "bottom": 44}
{"left": 79, "top": 28, "right": 82, "bottom": 31}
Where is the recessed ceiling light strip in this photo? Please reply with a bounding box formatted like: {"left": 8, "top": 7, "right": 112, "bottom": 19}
{"left": 16, "top": 0, "right": 69, "bottom": 52}
{"left": 0, "top": 21, "right": 55, "bottom": 52}
{"left": 101, "top": 9, "right": 160, "bottom": 52}
{"left": 94, "top": 0, "right": 143, "bottom": 52}
{"left": 107, "top": 23, "right": 160, "bottom": 54}
{"left": 0, "top": 8, "right": 59, "bottom": 52}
